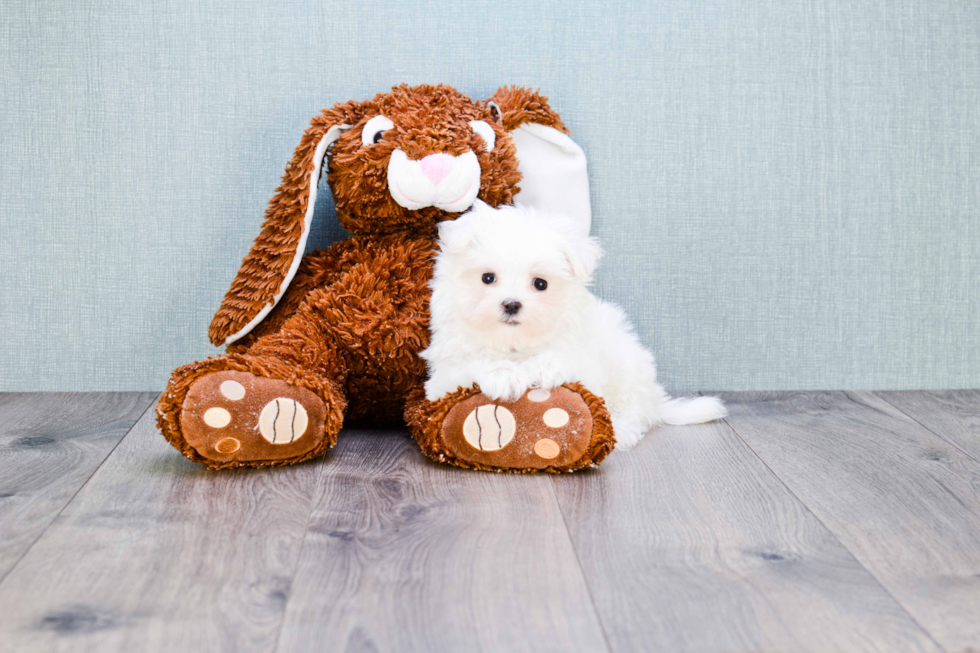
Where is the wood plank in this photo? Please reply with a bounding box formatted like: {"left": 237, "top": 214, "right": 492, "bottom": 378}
{"left": 274, "top": 429, "right": 610, "bottom": 653}
{"left": 552, "top": 413, "right": 938, "bottom": 653}
{"left": 0, "top": 399, "right": 324, "bottom": 653}
{"left": 876, "top": 390, "right": 980, "bottom": 463}
{"left": 720, "top": 391, "right": 980, "bottom": 653}
{"left": 0, "top": 392, "right": 156, "bottom": 581}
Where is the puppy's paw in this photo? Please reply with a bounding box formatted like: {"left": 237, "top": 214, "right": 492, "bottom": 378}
{"left": 609, "top": 420, "right": 648, "bottom": 450}
{"left": 476, "top": 363, "right": 531, "bottom": 402}
{"left": 522, "top": 356, "right": 574, "bottom": 392}
{"left": 612, "top": 429, "right": 643, "bottom": 450}
{"left": 531, "top": 370, "right": 573, "bottom": 393}
{"left": 424, "top": 376, "right": 458, "bottom": 402}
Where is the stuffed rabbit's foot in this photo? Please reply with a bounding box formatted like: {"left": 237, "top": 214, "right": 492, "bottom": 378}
{"left": 406, "top": 382, "right": 616, "bottom": 473}
{"left": 158, "top": 357, "right": 345, "bottom": 470}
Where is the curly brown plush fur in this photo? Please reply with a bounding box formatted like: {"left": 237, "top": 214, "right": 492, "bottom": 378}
{"left": 490, "top": 85, "right": 569, "bottom": 134}
{"left": 157, "top": 84, "right": 615, "bottom": 472}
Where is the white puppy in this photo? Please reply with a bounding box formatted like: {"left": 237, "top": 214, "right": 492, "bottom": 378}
{"left": 421, "top": 201, "right": 726, "bottom": 449}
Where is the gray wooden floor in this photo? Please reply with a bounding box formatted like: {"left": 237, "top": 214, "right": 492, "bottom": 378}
{"left": 0, "top": 391, "right": 978, "bottom": 653}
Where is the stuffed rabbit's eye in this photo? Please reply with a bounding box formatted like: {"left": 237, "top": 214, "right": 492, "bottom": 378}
{"left": 482, "top": 272, "right": 496, "bottom": 285}
{"left": 533, "top": 278, "right": 548, "bottom": 291}
{"left": 362, "top": 115, "right": 394, "bottom": 147}
{"left": 487, "top": 100, "right": 502, "bottom": 124}
{"left": 469, "top": 120, "right": 496, "bottom": 152}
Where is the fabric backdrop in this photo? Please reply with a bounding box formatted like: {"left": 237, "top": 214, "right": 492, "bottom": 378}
{"left": 2, "top": 0, "right": 978, "bottom": 391}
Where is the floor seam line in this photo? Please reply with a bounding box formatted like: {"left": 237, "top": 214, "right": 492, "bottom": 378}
{"left": 0, "top": 392, "right": 157, "bottom": 590}
{"left": 704, "top": 391, "right": 946, "bottom": 652}
{"left": 270, "top": 437, "right": 333, "bottom": 653}
{"left": 548, "top": 476, "right": 616, "bottom": 653}
{"left": 873, "top": 391, "right": 980, "bottom": 467}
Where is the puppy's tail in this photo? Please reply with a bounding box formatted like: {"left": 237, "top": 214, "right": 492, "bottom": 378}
{"left": 658, "top": 396, "right": 727, "bottom": 426}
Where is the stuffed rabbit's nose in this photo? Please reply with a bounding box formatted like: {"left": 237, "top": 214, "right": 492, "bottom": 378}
{"left": 419, "top": 153, "right": 454, "bottom": 185}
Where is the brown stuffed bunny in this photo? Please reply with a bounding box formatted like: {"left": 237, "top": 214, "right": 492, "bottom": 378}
{"left": 157, "top": 84, "right": 615, "bottom": 472}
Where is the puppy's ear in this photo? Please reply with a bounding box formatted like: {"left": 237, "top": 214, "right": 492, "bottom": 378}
{"left": 437, "top": 200, "right": 494, "bottom": 253}
{"left": 561, "top": 233, "right": 604, "bottom": 282}
{"left": 436, "top": 214, "right": 475, "bottom": 254}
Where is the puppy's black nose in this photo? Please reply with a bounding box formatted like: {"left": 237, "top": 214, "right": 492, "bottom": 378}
{"left": 502, "top": 300, "right": 522, "bottom": 315}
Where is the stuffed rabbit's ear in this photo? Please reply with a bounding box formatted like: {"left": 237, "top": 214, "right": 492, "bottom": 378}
{"left": 207, "top": 102, "right": 363, "bottom": 347}
{"left": 488, "top": 87, "right": 591, "bottom": 237}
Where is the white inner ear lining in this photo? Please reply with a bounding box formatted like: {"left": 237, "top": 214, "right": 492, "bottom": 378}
{"left": 222, "top": 124, "right": 351, "bottom": 346}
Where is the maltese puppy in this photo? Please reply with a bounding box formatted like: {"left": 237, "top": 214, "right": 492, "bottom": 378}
{"left": 421, "top": 201, "right": 726, "bottom": 449}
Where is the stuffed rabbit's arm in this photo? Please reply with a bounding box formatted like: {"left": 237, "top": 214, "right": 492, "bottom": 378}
{"left": 224, "top": 238, "right": 361, "bottom": 352}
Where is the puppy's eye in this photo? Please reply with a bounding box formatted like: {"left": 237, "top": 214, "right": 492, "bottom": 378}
{"left": 533, "top": 278, "right": 548, "bottom": 291}
{"left": 482, "top": 273, "right": 496, "bottom": 285}
{"left": 361, "top": 115, "right": 394, "bottom": 147}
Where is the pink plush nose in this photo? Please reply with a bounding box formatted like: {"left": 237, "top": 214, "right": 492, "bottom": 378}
{"left": 419, "top": 153, "right": 454, "bottom": 185}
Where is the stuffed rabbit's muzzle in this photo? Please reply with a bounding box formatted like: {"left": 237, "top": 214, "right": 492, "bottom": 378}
{"left": 368, "top": 113, "right": 497, "bottom": 213}
{"left": 387, "top": 149, "right": 482, "bottom": 212}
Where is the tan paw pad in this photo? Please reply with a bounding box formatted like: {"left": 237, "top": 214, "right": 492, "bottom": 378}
{"left": 203, "top": 407, "right": 231, "bottom": 428}
{"left": 527, "top": 388, "right": 551, "bottom": 402}
{"left": 462, "top": 404, "right": 516, "bottom": 451}
{"left": 258, "top": 398, "right": 309, "bottom": 444}
{"left": 534, "top": 438, "right": 560, "bottom": 459}
{"left": 220, "top": 380, "right": 246, "bottom": 400}
{"left": 543, "top": 407, "right": 569, "bottom": 428}
{"left": 215, "top": 437, "right": 241, "bottom": 454}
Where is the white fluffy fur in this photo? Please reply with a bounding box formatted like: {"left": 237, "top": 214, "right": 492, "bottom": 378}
{"left": 421, "top": 201, "right": 727, "bottom": 449}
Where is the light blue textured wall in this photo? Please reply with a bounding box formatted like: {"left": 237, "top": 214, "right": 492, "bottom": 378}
{"left": 2, "top": 0, "right": 978, "bottom": 391}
